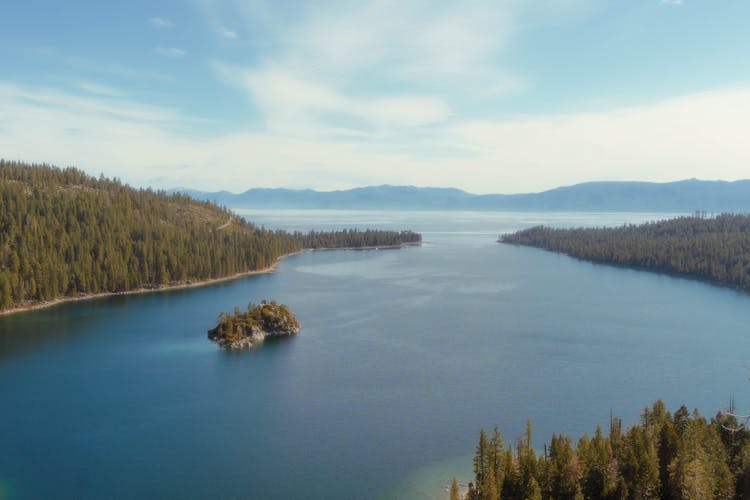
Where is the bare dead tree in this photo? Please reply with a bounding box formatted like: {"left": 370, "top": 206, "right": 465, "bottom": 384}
{"left": 720, "top": 394, "right": 750, "bottom": 432}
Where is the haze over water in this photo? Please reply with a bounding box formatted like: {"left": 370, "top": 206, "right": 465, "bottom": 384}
{"left": 2, "top": 210, "right": 749, "bottom": 499}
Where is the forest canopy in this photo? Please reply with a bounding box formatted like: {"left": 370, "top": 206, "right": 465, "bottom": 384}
{"left": 500, "top": 215, "right": 750, "bottom": 292}
{"left": 466, "top": 401, "right": 748, "bottom": 500}
{"left": 0, "top": 161, "right": 421, "bottom": 311}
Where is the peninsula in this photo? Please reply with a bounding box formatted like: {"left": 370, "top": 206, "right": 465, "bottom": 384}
{"left": 500, "top": 214, "right": 750, "bottom": 293}
{"left": 0, "top": 161, "right": 421, "bottom": 315}
{"left": 208, "top": 300, "right": 301, "bottom": 349}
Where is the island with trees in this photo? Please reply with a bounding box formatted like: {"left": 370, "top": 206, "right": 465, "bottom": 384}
{"left": 462, "top": 400, "right": 750, "bottom": 499}
{"left": 208, "top": 300, "right": 300, "bottom": 349}
{"left": 0, "top": 161, "right": 421, "bottom": 314}
{"left": 500, "top": 214, "right": 750, "bottom": 293}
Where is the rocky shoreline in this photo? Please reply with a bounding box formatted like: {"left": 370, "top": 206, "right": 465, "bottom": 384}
{"left": 208, "top": 323, "right": 301, "bottom": 349}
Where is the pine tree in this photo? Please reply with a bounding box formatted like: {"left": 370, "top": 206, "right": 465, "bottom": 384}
{"left": 481, "top": 461, "right": 498, "bottom": 500}
{"left": 525, "top": 476, "right": 542, "bottom": 500}
{"left": 474, "top": 429, "right": 489, "bottom": 495}
{"left": 450, "top": 477, "right": 460, "bottom": 500}
{"left": 490, "top": 427, "right": 505, "bottom": 494}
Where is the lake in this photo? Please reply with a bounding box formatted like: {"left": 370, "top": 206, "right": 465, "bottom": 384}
{"left": 2, "top": 210, "right": 750, "bottom": 499}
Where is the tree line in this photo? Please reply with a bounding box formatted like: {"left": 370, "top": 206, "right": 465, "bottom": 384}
{"left": 0, "top": 161, "right": 421, "bottom": 311}
{"left": 464, "top": 401, "right": 750, "bottom": 499}
{"left": 500, "top": 215, "right": 750, "bottom": 292}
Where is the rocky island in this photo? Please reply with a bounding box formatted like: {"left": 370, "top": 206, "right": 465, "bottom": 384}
{"left": 208, "top": 300, "right": 301, "bottom": 349}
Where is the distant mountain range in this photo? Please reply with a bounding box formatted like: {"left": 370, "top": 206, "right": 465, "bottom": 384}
{"left": 173, "top": 179, "right": 750, "bottom": 212}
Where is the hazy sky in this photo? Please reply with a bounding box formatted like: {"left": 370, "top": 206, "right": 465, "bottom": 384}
{"left": 1, "top": 0, "right": 749, "bottom": 194}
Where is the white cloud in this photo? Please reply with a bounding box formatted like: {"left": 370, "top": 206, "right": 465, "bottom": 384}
{"left": 149, "top": 16, "right": 174, "bottom": 28}
{"left": 479, "top": 75, "right": 528, "bottom": 98}
{"left": 6, "top": 2, "right": 745, "bottom": 194}
{"left": 219, "top": 26, "right": 237, "bottom": 39}
{"left": 236, "top": 66, "right": 452, "bottom": 137}
{"left": 154, "top": 47, "right": 186, "bottom": 58}
{"left": 347, "top": 2, "right": 510, "bottom": 82}
{"left": 202, "top": 0, "right": 524, "bottom": 91}
{"left": 32, "top": 47, "right": 171, "bottom": 82}
{"left": 447, "top": 87, "right": 750, "bottom": 191}
{"left": 202, "top": 0, "right": 537, "bottom": 171}
{"left": 0, "top": 83, "right": 181, "bottom": 124}
{"left": 661, "top": 0, "right": 684, "bottom": 5}
{"left": 78, "top": 82, "right": 122, "bottom": 97}
{"left": 2, "top": 82, "right": 750, "bottom": 194}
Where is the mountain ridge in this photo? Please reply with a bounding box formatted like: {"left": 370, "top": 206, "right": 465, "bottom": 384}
{"left": 173, "top": 178, "right": 750, "bottom": 212}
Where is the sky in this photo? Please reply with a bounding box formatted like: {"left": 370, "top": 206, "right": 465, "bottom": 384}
{"left": 1, "top": 0, "right": 750, "bottom": 194}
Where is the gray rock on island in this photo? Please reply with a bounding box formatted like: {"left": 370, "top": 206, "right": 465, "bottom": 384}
{"left": 208, "top": 300, "right": 301, "bottom": 350}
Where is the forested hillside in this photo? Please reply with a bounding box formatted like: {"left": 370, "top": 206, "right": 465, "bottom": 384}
{"left": 465, "top": 401, "right": 747, "bottom": 499}
{"left": 500, "top": 215, "right": 750, "bottom": 292}
{"left": 0, "top": 161, "right": 420, "bottom": 311}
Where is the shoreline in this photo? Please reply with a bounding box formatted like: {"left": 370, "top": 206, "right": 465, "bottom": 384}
{"left": 500, "top": 239, "right": 750, "bottom": 297}
{"left": 0, "top": 242, "right": 421, "bottom": 317}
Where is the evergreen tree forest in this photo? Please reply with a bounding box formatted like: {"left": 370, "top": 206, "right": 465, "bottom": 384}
{"left": 500, "top": 215, "right": 750, "bottom": 292}
{"left": 468, "top": 401, "right": 750, "bottom": 500}
{"left": 0, "top": 161, "right": 421, "bottom": 311}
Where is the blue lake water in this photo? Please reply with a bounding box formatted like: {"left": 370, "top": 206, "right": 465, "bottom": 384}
{"left": 2, "top": 210, "right": 750, "bottom": 499}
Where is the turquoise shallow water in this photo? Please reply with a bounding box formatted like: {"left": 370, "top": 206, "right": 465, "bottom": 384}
{"left": 2, "top": 210, "right": 750, "bottom": 499}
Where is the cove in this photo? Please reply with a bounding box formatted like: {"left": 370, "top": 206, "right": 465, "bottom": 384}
{"left": 2, "top": 210, "right": 750, "bottom": 499}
